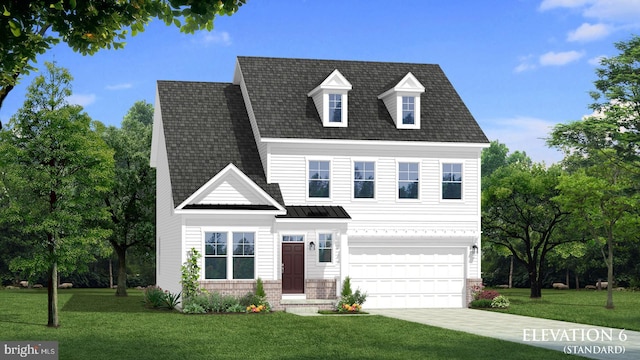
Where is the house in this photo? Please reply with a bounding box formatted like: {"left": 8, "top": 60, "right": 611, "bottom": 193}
{"left": 150, "top": 56, "right": 489, "bottom": 310}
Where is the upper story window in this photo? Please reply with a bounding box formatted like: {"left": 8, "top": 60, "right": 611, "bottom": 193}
{"left": 398, "top": 162, "right": 419, "bottom": 199}
{"left": 378, "top": 72, "right": 425, "bottom": 129}
{"left": 309, "top": 160, "right": 330, "bottom": 198}
{"left": 329, "top": 94, "right": 343, "bottom": 123}
{"left": 354, "top": 161, "right": 375, "bottom": 199}
{"left": 442, "top": 163, "right": 462, "bottom": 200}
{"left": 308, "top": 69, "right": 352, "bottom": 128}
{"left": 402, "top": 96, "right": 415, "bottom": 125}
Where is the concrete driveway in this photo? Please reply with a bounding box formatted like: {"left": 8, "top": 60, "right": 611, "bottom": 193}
{"left": 368, "top": 309, "right": 640, "bottom": 360}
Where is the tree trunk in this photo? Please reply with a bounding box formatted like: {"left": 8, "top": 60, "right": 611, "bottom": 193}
{"left": 109, "top": 258, "right": 113, "bottom": 289}
{"left": 606, "top": 231, "right": 614, "bottom": 309}
{"left": 566, "top": 268, "right": 570, "bottom": 288}
{"left": 47, "top": 235, "right": 59, "bottom": 327}
{"left": 508, "top": 256, "right": 513, "bottom": 288}
{"left": 115, "top": 246, "right": 128, "bottom": 297}
{"left": 529, "top": 268, "right": 542, "bottom": 298}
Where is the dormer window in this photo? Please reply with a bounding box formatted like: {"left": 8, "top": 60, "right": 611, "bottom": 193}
{"left": 308, "top": 69, "right": 352, "bottom": 127}
{"left": 378, "top": 72, "right": 425, "bottom": 129}
{"left": 329, "top": 94, "right": 343, "bottom": 123}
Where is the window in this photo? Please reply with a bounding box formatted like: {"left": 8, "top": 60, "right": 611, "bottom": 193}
{"left": 318, "top": 233, "right": 332, "bottom": 263}
{"left": 309, "top": 160, "right": 330, "bottom": 198}
{"left": 204, "top": 232, "right": 227, "bottom": 279}
{"left": 442, "top": 163, "right": 462, "bottom": 200}
{"left": 354, "top": 161, "right": 375, "bottom": 198}
{"left": 282, "top": 235, "right": 304, "bottom": 242}
{"left": 402, "top": 96, "right": 415, "bottom": 124}
{"left": 398, "top": 162, "right": 419, "bottom": 199}
{"left": 232, "top": 232, "right": 255, "bottom": 279}
{"left": 329, "top": 94, "right": 342, "bottom": 123}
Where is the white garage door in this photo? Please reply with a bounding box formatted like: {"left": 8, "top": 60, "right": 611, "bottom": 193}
{"left": 349, "top": 247, "right": 466, "bottom": 308}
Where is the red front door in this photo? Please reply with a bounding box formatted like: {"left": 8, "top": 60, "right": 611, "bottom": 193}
{"left": 282, "top": 243, "right": 305, "bottom": 293}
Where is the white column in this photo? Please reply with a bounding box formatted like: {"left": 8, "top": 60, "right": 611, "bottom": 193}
{"left": 339, "top": 232, "right": 349, "bottom": 297}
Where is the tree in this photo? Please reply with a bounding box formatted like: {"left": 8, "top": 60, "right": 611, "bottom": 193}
{"left": 101, "top": 101, "right": 155, "bottom": 296}
{"left": 554, "top": 153, "right": 638, "bottom": 308}
{"left": 548, "top": 35, "right": 640, "bottom": 170}
{"left": 482, "top": 162, "right": 575, "bottom": 298}
{"left": 0, "top": 62, "right": 114, "bottom": 327}
{"left": 0, "top": 0, "right": 246, "bottom": 122}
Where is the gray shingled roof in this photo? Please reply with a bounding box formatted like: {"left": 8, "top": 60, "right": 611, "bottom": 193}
{"left": 277, "top": 206, "right": 351, "bottom": 219}
{"left": 236, "top": 56, "right": 488, "bottom": 143}
{"left": 157, "top": 81, "right": 284, "bottom": 207}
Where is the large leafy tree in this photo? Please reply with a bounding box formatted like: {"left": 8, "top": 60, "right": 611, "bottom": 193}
{"left": 0, "top": 62, "right": 114, "bottom": 327}
{"left": 101, "top": 101, "right": 155, "bottom": 297}
{"left": 0, "top": 0, "right": 246, "bottom": 122}
{"left": 554, "top": 152, "right": 639, "bottom": 308}
{"left": 482, "top": 162, "right": 575, "bottom": 298}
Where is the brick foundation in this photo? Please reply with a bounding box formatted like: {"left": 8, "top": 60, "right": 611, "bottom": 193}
{"left": 305, "top": 279, "right": 337, "bottom": 300}
{"left": 466, "top": 278, "right": 483, "bottom": 307}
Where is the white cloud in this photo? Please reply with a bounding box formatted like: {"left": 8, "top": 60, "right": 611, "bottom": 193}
{"left": 196, "top": 31, "right": 232, "bottom": 47}
{"left": 482, "top": 116, "right": 564, "bottom": 164}
{"left": 539, "top": 50, "right": 585, "bottom": 66}
{"left": 582, "top": 0, "right": 640, "bottom": 22}
{"left": 66, "top": 94, "right": 96, "bottom": 107}
{"left": 514, "top": 55, "right": 537, "bottom": 73}
{"left": 567, "top": 23, "right": 611, "bottom": 42}
{"left": 106, "top": 83, "right": 133, "bottom": 90}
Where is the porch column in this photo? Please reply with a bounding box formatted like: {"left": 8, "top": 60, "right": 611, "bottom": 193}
{"left": 339, "top": 232, "right": 349, "bottom": 297}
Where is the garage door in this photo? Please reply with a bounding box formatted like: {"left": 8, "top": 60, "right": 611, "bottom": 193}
{"left": 348, "top": 247, "right": 465, "bottom": 308}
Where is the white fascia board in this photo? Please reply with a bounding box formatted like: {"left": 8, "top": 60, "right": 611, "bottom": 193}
{"left": 150, "top": 87, "right": 163, "bottom": 167}
{"left": 175, "top": 209, "right": 286, "bottom": 216}
{"left": 377, "top": 72, "right": 425, "bottom": 99}
{"left": 261, "top": 137, "right": 490, "bottom": 149}
{"left": 175, "top": 163, "right": 285, "bottom": 211}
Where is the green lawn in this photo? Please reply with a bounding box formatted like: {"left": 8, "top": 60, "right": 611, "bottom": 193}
{"left": 489, "top": 288, "right": 640, "bottom": 331}
{"left": 0, "top": 288, "right": 578, "bottom": 360}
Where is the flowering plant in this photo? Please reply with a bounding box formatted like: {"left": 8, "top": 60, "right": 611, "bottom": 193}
{"left": 339, "top": 303, "right": 362, "bottom": 312}
{"left": 246, "top": 304, "right": 269, "bottom": 313}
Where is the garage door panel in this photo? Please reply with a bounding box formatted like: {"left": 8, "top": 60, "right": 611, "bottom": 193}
{"left": 349, "top": 246, "right": 466, "bottom": 309}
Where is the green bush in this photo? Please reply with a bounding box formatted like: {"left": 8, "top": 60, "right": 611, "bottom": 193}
{"left": 227, "top": 303, "right": 245, "bottom": 313}
{"left": 491, "top": 295, "right": 510, "bottom": 309}
{"left": 182, "top": 303, "right": 206, "bottom": 314}
{"left": 143, "top": 286, "right": 167, "bottom": 308}
{"left": 337, "top": 277, "right": 367, "bottom": 312}
{"left": 469, "top": 299, "right": 493, "bottom": 308}
{"left": 184, "top": 293, "right": 211, "bottom": 312}
{"left": 181, "top": 248, "right": 202, "bottom": 301}
{"left": 256, "top": 277, "right": 266, "bottom": 298}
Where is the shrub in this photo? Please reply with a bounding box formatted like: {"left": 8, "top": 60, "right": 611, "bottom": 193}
{"left": 181, "top": 248, "right": 201, "bottom": 301}
{"left": 475, "top": 290, "right": 500, "bottom": 300}
{"left": 491, "top": 295, "right": 510, "bottom": 309}
{"left": 184, "top": 293, "right": 211, "bottom": 312}
{"left": 256, "top": 277, "right": 266, "bottom": 298}
{"left": 227, "top": 303, "right": 245, "bottom": 313}
{"left": 163, "top": 291, "right": 181, "bottom": 310}
{"left": 143, "top": 286, "right": 167, "bottom": 308}
{"left": 222, "top": 295, "right": 240, "bottom": 312}
{"left": 337, "top": 277, "right": 367, "bottom": 313}
{"left": 183, "top": 303, "right": 206, "bottom": 314}
{"left": 469, "top": 299, "right": 493, "bottom": 308}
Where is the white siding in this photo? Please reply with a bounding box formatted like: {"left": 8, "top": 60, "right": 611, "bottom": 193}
{"left": 197, "top": 179, "right": 264, "bottom": 205}
{"left": 152, "top": 114, "right": 183, "bottom": 296}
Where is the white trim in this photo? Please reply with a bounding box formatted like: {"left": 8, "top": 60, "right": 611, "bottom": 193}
{"left": 175, "top": 163, "right": 285, "bottom": 211}
{"left": 378, "top": 72, "right": 425, "bottom": 129}
{"left": 175, "top": 209, "right": 285, "bottom": 215}
{"left": 261, "top": 137, "right": 489, "bottom": 149}
{"left": 377, "top": 72, "right": 425, "bottom": 99}
{"left": 200, "top": 227, "right": 259, "bottom": 281}
{"left": 316, "top": 231, "right": 335, "bottom": 265}
{"left": 308, "top": 69, "right": 352, "bottom": 128}
{"left": 307, "top": 69, "right": 353, "bottom": 96}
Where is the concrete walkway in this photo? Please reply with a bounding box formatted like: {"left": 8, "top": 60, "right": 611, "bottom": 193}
{"left": 368, "top": 309, "right": 640, "bottom": 360}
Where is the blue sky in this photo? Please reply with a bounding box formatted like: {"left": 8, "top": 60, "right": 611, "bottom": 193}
{"left": 2, "top": 0, "right": 640, "bottom": 164}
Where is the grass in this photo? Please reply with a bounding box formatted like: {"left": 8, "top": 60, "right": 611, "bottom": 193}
{"left": 487, "top": 288, "right": 640, "bottom": 331}
{"left": 0, "top": 288, "right": 578, "bottom": 360}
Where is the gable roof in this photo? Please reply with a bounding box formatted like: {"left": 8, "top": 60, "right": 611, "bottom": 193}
{"left": 156, "top": 81, "right": 283, "bottom": 207}
{"left": 235, "top": 56, "right": 488, "bottom": 143}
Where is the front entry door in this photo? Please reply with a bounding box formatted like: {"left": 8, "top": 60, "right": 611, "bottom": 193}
{"left": 282, "top": 243, "right": 305, "bottom": 293}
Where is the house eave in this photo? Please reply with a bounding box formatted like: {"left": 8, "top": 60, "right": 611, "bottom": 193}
{"left": 175, "top": 209, "right": 287, "bottom": 216}
{"left": 261, "top": 137, "right": 490, "bottom": 148}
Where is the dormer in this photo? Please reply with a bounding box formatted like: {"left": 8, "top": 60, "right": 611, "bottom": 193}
{"left": 378, "top": 72, "right": 425, "bottom": 129}
{"left": 307, "top": 69, "right": 352, "bottom": 127}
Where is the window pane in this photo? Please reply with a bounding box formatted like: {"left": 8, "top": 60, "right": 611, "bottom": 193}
{"left": 233, "top": 258, "right": 254, "bottom": 279}
{"left": 319, "top": 249, "right": 332, "bottom": 263}
{"left": 205, "top": 257, "right": 226, "bottom": 279}
{"left": 233, "top": 232, "right": 255, "bottom": 255}
{"left": 329, "top": 94, "right": 342, "bottom": 123}
{"left": 205, "top": 232, "right": 227, "bottom": 255}
{"left": 354, "top": 161, "right": 375, "bottom": 198}
{"left": 309, "top": 161, "right": 330, "bottom": 198}
{"left": 283, "top": 235, "right": 304, "bottom": 242}
{"left": 442, "top": 163, "right": 462, "bottom": 199}
{"left": 443, "top": 183, "right": 462, "bottom": 199}
{"left": 402, "top": 96, "right": 415, "bottom": 124}
{"left": 399, "top": 182, "right": 418, "bottom": 198}
{"left": 398, "top": 162, "right": 419, "bottom": 199}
